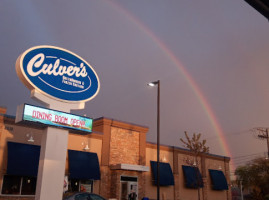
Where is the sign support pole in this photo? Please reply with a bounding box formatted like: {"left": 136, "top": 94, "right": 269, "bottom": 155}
{"left": 35, "top": 127, "right": 69, "bottom": 200}
{"left": 33, "top": 91, "right": 85, "bottom": 200}
{"left": 15, "top": 45, "right": 100, "bottom": 200}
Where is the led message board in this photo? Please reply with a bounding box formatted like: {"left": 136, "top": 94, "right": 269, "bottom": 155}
{"left": 16, "top": 104, "right": 92, "bottom": 133}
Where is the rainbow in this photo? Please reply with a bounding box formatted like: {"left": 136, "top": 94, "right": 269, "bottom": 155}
{"left": 105, "top": 0, "right": 235, "bottom": 172}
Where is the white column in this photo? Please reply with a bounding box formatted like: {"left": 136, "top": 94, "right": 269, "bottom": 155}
{"left": 32, "top": 90, "right": 85, "bottom": 200}
{"left": 35, "top": 127, "right": 69, "bottom": 200}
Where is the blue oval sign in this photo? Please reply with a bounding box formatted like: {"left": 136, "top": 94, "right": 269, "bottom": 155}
{"left": 16, "top": 46, "right": 100, "bottom": 102}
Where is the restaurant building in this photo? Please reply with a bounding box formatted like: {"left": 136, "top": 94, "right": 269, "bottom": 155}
{"left": 0, "top": 106, "right": 231, "bottom": 200}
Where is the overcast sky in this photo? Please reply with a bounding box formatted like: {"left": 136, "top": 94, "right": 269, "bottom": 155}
{"left": 1, "top": 0, "right": 269, "bottom": 173}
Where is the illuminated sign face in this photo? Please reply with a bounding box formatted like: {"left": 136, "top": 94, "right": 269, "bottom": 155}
{"left": 18, "top": 104, "right": 93, "bottom": 133}
{"left": 16, "top": 46, "right": 100, "bottom": 102}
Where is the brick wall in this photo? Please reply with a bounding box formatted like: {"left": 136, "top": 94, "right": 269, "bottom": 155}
{"left": 225, "top": 159, "right": 231, "bottom": 200}
{"left": 110, "top": 127, "right": 140, "bottom": 165}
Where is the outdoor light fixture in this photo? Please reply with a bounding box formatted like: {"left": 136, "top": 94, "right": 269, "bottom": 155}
{"left": 26, "top": 134, "right": 34, "bottom": 143}
{"left": 183, "top": 156, "right": 200, "bottom": 166}
{"left": 82, "top": 142, "right": 90, "bottom": 151}
{"left": 84, "top": 144, "right": 90, "bottom": 151}
{"left": 161, "top": 155, "right": 167, "bottom": 162}
{"left": 147, "top": 80, "right": 160, "bottom": 200}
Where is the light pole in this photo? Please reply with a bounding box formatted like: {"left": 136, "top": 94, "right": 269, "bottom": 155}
{"left": 148, "top": 80, "right": 160, "bottom": 200}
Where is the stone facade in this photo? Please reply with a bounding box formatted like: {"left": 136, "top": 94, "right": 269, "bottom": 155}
{"left": 110, "top": 127, "right": 140, "bottom": 165}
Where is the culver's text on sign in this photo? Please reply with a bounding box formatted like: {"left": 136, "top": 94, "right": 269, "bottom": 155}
{"left": 16, "top": 45, "right": 100, "bottom": 102}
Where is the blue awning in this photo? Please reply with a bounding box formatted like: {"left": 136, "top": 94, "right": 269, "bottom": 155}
{"left": 150, "top": 161, "right": 174, "bottom": 186}
{"left": 7, "top": 142, "right": 40, "bottom": 177}
{"left": 182, "top": 165, "right": 203, "bottom": 188}
{"left": 68, "top": 150, "right": 100, "bottom": 180}
{"left": 209, "top": 169, "right": 228, "bottom": 190}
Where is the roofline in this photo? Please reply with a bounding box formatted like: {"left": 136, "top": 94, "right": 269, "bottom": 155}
{"left": 146, "top": 141, "right": 230, "bottom": 160}
{"left": 1, "top": 114, "right": 230, "bottom": 160}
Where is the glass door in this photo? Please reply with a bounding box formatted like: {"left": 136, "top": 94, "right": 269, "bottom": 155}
{"left": 120, "top": 176, "right": 138, "bottom": 200}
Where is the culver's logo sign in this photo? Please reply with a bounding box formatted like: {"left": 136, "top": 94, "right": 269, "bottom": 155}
{"left": 16, "top": 46, "right": 100, "bottom": 102}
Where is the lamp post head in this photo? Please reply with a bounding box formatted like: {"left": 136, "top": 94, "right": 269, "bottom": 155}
{"left": 148, "top": 80, "right": 160, "bottom": 87}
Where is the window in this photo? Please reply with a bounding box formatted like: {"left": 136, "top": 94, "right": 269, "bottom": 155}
{"left": 69, "top": 179, "right": 93, "bottom": 193}
{"left": 21, "top": 177, "right": 36, "bottom": 195}
{"left": 80, "top": 180, "right": 93, "bottom": 193}
{"left": 70, "top": 179, "right": 80, "bottom": 192}
{"left": 1, "top": 175, "right": 20, "bottom": 195}
{"left": 1, "top": 175, "right": 36, "bottom": 195}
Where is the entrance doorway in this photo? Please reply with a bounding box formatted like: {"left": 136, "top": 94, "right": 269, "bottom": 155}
{"left": 120, "top": 176, "right": 138, "bottom": 200}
